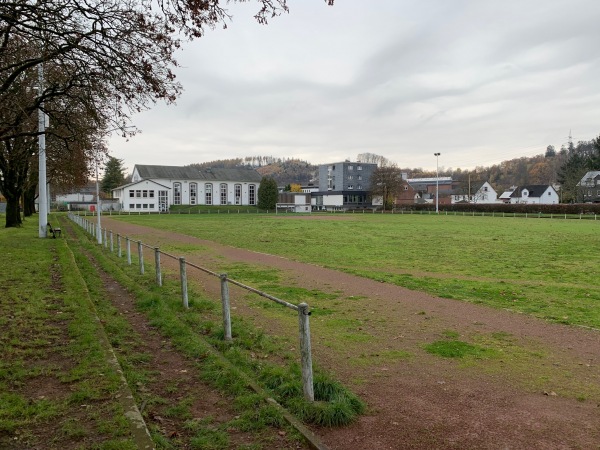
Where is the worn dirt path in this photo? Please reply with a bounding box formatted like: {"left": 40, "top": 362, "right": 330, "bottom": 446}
{"left": 102, "top": 217, "right": 600, "bottom": 449}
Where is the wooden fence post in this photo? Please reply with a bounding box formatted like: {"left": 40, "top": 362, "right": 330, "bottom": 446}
{"left": 179, "top": 257, "right": 189, "bottom": 309}
{"left": 110, "top": 231, "right": 114, "bottom": 253}
{"left": 154, "top": 248, "right": 162, "bottom": 286}
{"left": 138, "top": 242, "right": 144, "bottom": 274}
{"left": 104, "top": 228, "right": 108, "bottom": 248}
{"left": 298, "top": 302, "right": 314, "bottom": 402}
{"left": 126, "top": 238, "right": 132, "bottom": 265}
{"left": 220, "top": 274, "right": 232, "bottom": 341}
{"left": 117, "top": 235, "right": 122, "bottom": 258}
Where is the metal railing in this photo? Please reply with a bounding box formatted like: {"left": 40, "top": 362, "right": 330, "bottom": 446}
{"left": 68, "top": 212, "right": 315, "bottom": 401}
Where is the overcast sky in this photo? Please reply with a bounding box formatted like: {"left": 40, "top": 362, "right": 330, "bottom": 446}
{"left": 108, "top": 0, "right": 600, "bottom": 174}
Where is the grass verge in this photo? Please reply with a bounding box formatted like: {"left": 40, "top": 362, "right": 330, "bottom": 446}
{"left": 65, "top": 215, "right": 365, "bottom": 434}
{"left": 0, "top": 216, "right": 136, "bottom": 449}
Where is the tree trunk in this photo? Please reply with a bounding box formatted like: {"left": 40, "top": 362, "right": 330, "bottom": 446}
{"left": 1, "top": 166, "right": 25, "bottom": 228}
{"left": 5, "top": 194, "right": 22, "bottom": 228}
{"left": 23, "top": 184, "right": 37, "bottom": 217}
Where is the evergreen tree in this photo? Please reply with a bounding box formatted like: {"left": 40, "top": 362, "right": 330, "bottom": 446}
{"left": 101, "top": 157, "right": 126, "bottom": 196}
{"left": 258, "top": 176, "right": 278, "bottom": 210}
{"left": 592, "top": 135, "right": 600, "bottom": 169}
{"left": 557, "top": 152, "right": 589, "bottom": 203}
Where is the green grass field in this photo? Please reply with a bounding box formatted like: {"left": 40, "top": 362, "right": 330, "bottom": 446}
{"left": 110, "top": 213, "right": 600, "bottom": 329}
{"left": 0, "top": 218, "right": 137, "bottom": 449}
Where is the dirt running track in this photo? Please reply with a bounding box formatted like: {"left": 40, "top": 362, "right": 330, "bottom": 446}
{"left": 102, "top": 217, "right": 600, "bottom": 450}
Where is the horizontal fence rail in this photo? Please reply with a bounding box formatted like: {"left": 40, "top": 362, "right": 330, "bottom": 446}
{"left": 72, "top": 207, "right": 600, "bottom": 220}
{"left": 68, "top": 212, "right": 315, "bottom": 401}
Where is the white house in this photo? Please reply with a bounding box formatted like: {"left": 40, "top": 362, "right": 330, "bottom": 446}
{"left": 452, "top": 181, "right": 499, "bottom": 204}
{"left": 577, "top": 171, "right": 600, "bottom": 202}
{"left": 509, "top": 185, "right": 559, "bottom": 204}
{"left": 112, "top": 165, "right": 263, "bottom": 212}
{"left": 54, "top": 182, "right": 118, "bottom": 211}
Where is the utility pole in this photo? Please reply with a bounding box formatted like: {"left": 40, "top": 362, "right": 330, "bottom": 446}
{"left": 468, "top": 173, "right": 471, "bottom": 203}
{"left": 38, "top": 63, "right": 48, "bottom": 238}
{"left": 96, "top": 159, "right": 102, "bottom": 244}
{"left": 434, "top": 153, "right": 441, "bottom": 213}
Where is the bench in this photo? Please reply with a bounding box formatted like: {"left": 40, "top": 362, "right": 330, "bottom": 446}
{"left": 47, "top": 223, "right": 62, "bottom": 238}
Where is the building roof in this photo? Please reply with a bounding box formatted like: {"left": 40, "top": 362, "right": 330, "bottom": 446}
{"left": 407, "top": 177, "right": 453, "bottom": 183}
{"left": 134, "top": 165, "right": 262, "bottom": 182}
{"left": 578, "top": 171, "right": 600, "bottom": 186}
{"left": 113, "top": 179, "right": 172, "bottom": 191}
{"left": 510, "top": 185, "right": 553, "bottom": 198}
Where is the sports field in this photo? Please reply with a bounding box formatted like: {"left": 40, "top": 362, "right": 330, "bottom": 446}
{"left": 112, "top": 213, "right": 600, "bottom": 329}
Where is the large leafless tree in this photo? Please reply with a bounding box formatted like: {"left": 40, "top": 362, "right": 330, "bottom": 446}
{"left": 370, "top": 165, "right": 403, "bottom": 210}
{"left": 1, "top": 0, "right": 333, "bottom": 227}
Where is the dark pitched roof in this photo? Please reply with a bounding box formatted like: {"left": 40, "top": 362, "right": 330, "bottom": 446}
{"left": 510, "top": 185, "right": 552, "bottom": 198}
{"left": 134, "top": 165, "right": 262, "bottom": 182}
{"left": 135, "top": 165, "right": 201, "bottom": 179}
{"left": 578, "top": 171, "right": 600, "bottom": 185}
{"left": 196, "top": 168, "right": 262, "bottom": 182}
{"left": 408, "top": 182, "right": 429, "bottom": 191}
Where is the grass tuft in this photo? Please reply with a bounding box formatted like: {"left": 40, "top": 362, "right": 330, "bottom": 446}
{"left": 424, "top": 340, "right": 497, "bottom": 359}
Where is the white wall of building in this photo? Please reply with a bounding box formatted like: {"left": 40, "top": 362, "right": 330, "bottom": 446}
{"left": 115, "top": 179, "right": 261, "bottom": 212}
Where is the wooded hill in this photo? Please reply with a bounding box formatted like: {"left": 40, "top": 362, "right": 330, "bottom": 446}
{"left": 189, "top": 157, "right": 318, "bottom": 186}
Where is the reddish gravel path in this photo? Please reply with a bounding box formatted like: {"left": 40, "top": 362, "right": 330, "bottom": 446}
{"left": 103, "top": 218, "right": 600, "bottom": 450}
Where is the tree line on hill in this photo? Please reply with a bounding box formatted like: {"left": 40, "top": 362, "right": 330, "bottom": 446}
{"left": 189, "top": 158, "right": 318, "bottom": 186}
{"left": 192, "top": 134, "right": 600, "bottom": 203}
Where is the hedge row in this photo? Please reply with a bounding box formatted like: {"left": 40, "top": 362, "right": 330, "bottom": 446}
{"left": 398, "top": 203, "right": 600, "bottom": 215}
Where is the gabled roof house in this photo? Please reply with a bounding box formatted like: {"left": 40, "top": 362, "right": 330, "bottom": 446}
{"left": 509, "top": 185, "right": 559, "bottom": 204}
{"left": 452, "top": 181, "right": 498, "bottom": 204}
{"left": 112, "top": 164, "right": 263, "bottom": 212}
{"left": 578, "top": 171, "right": 600, "bottom": 203}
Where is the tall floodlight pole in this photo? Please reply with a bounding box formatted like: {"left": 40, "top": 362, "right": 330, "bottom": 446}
{"left": 434, "top": 153, "right": 441, "bottom": 214}
{"left": 38, "top": 64, "right": 48, "bottom": 238}
{"left": 96, "top": 159, "right": 102, "bottom": 244}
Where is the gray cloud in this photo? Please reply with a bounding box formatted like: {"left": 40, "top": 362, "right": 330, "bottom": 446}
{"left": 109, "top": 0, "right": 600, "bottom": 174}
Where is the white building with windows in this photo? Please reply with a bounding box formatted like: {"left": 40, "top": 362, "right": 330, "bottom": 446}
{"left": 112, "top": 165, "right": 263, "bottom": 212}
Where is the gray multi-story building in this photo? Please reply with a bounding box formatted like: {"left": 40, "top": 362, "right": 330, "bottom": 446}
{"left": 313, "top": 161, "right": 377, "bottom": 210}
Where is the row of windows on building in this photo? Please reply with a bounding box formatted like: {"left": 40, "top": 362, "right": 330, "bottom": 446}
{"left": 342, "top": 194, "right": 368, "bottom": 203}
{"left": 129, "top": 184, "right": 257, "bottom": 207}
{"left": 327, "top": 184, "right": 364, "bottom": 190}
{"left": 328, "top": 165, "right": 364, "bottom": 171}
{"left": 129, "top": 204, "right": 157, "bottom": 209}
{"left": 584, "top": 190, "right": 600, "bottom": 197}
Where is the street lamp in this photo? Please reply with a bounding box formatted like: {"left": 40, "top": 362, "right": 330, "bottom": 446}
{"left": 96, "top": 158, "right": 102, "bottom": 244}
{"left": 434, "top": 153, "right": 441, "bottom": 214}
